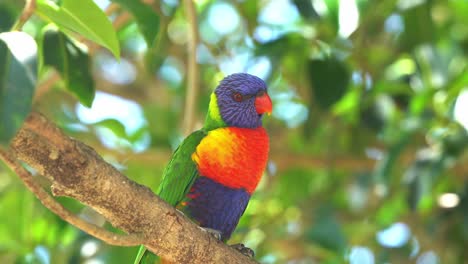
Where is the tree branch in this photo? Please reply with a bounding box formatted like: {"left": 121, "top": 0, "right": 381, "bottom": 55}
{"left": 7, "top": 112, "right": 257, "bottom": 264}
{"left": 12, "top": 0, "right": 36, "bottom": 31}
{"left": 0, "top": 149, "right": 144, "bottom": 247}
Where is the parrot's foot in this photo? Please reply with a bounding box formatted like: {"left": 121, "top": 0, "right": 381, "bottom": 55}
{"left": 176, "top": 209, "right": 186, "bottom": 216}
{"left": 230, "top": 243, "right": 255, "bottom": 258}
{"left": 200, "top": 227, "right": 222, "bottom": 241}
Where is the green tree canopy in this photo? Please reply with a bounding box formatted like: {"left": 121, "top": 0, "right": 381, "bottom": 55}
{"left": 1, "top": 0, "right": 467, "bottom": 263}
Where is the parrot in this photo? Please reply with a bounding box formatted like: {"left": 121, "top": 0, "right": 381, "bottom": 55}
{"left": 134, "top": 73, "right": 272, "bottom": 263}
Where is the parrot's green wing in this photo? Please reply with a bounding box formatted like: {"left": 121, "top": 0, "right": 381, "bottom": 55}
{"left": 134, "top": 130, "right": 206, "bottom": 264}
{"left": 157, "top": 129, "right": 206, "bottom": 205}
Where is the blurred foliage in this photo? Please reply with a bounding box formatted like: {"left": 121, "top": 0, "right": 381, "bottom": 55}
{"left": 1, "top": 0, "right": 468, "bottom": 263}
{"left": 0, "top": 31, "right": 36, "bottom": 144}
{"left": 40, "top": 28, "right": 95, "bottom": 107}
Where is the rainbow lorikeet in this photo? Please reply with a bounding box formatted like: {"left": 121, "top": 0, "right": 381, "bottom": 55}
{"left": 135, "top": 73, "right": 272, "bottom": 263}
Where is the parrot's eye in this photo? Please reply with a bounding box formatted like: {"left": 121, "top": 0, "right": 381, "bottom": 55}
{"left": 233, "top": 92, "right": 243, "bottom": 102}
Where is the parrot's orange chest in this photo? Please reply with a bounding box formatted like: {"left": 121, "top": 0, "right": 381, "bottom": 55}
{"left": 192, "top": 127, "right": 269, "bottom": 194}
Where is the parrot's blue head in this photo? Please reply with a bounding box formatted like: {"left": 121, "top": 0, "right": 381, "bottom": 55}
{"left": 212, "top": 73, "right": 272, "bottom": 129}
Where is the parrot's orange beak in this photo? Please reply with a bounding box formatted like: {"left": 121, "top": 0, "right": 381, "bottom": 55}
{"left": 255, "top": 92, "right": 272, "bottom": 115}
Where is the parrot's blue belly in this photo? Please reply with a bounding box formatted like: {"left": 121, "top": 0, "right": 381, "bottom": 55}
{"left": 183, "top": 176, "right": 250, "bottom": 241}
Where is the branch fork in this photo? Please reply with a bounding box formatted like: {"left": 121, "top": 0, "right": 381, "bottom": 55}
{"left": 1, "top": 112, "right": 257, "bottom": 264}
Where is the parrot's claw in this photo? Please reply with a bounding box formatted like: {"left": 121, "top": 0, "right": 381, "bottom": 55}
{"left": 176, "top": 209, "right": 186, "bottom": 216}
{"left": 200, "top": 227, "right": 222, "bottom": 241}
{"left": 230, "top": 243, "right": 255, "bottom": 258}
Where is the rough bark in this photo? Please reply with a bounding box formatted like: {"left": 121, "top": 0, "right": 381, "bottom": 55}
{"left": 10, "top": 112, "right": 256, "bottom": 264}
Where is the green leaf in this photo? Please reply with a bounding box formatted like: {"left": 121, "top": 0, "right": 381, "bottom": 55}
{"left": 405, "top": 157, "right": 444, "bottom": 212}
{"left": 41, "top": 28, "right": 95, "bottom": 107}
{"left": 401, "top": 2, "right": 434, "bottom": 51}
{"left": 95, "top": 118, "right": 128, "bottom": 139}
{"left": 375, "top": 194, "right": 406, "bottom": 226}
{"left": 0, "top": 4, "right": 17, "bottom": 32}
{"left": 308, "top": 57, "right": 350, "bottom": 109}
{"left": 35, "top": 0, "right": 120, "bottom": 58}
{"left": 274, "top": 168, "right": 314, "bottom": 205}
{"left": 292, "top": 0, "right": 319, "bottom": 20}
{"left": 374, "top": 132, "right": 412, "bottom": 184}
{"left": 323, "top": 0, "right": 339, "bottom": 36}
{"left": 306, "top": 205, "right": 347, "bottom": 253}
{"left": 255, "top": 33, "right": 307, "bottom": 62}
{"left": 110, "top": 0, "right": 159, "bottom": 47}
{"left": 446, "top": 65, "right": 468, "bottom": 101}
{"left": 0, "top": 32, "right": 37, "bottom": 145}
{"left": 332, "top": 88, "right": 361, "bottom": 123}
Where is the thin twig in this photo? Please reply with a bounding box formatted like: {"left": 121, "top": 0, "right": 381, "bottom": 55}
{"left": 0, "top": 149, "right": 145, "bottom": 247}
{"left": 113, "top": 12, "right": 132, "bottom": 30}
{"left": 12, "top": 0, "right": 36, "bottom": 31}
{"left": 142, "top": 0, "right": 164, "bottom": 17}
{"left": 182, "top": 0, "right": 200, "bottom": 136}
{"left": 105, "top": 3, "right": 120, "bottom": 16}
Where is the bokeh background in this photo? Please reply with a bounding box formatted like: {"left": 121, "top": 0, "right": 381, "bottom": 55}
{"left": 1, "top": 0, "right": 468, "bottom": 263}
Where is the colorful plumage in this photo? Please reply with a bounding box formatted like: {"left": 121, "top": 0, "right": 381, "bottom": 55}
{"left": 135, "top": 73, "right": 272, "bottom": 263}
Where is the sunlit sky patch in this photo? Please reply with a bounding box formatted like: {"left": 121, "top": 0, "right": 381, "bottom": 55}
{"left": 199, "top": 20, "right": 222, "bottom": 44}
{"left": 196, "top": 44, "right": 216, "bottom": 64}
{"left": 96, "top": 54, "right": 136, "bottom": 85}
{"left": 397, "top": 0, "right": 426, "bottom": 10}
{"left": 158, "top": 56, "right": 185, "bottom": 88}
{"left": 94, "top": 0, "right": 110, "bottom": 10}
{"left": 81, "top": 240, "right": 99, "bottom": 258}
{"left": 219, "top": 52, "right": 249, "bottom": 75}
{"left": 0, "top": 31, "right": 37, "bottom": 63}
{"left": 34, "top": 245, "right": 50, "bottom": 264}
{"left": 410, "top": 237, "right": 421, "bottom": 257}
{"left": 417, "top": 251, "right": 439, "bottom": 264}
{"left": 162, "top": 0, "right": 179, "bottom": 8}
{"left": 365, "top": 148, "right": 384, "bottom": 160}
{"left": 338, "top": 0, "right": 359, "bottom": 38}
{"left": 349, "top": 246, "right": 375, "bottom": 264}
{"left": 120, "top": 23, "right": 147, "bottom": 53}
{"left": 352, "top": 71, "right": 373, "bottom": 88}
{"left": 76, "top": 92, "right": 147, "bottom": 134}
{"left": 259, "top": 0, "right": 299, "bottom": 25}
{"left": 376, "top": 222, "right": 411, "bottom": 248}
{"left": 76, "top": 92, "right": 150, "bottom": 152}
{"left": 246, "top": 56, "right": 271, "bottom": 80}
{"left": 97, "top": 126, "right": 151, "bottom": 152}
{"left": 385, "top": 14, "right": 404, "bottom": 34}
{"left": 218, "top": 50, "right": 271, "bottom": 80}
{"left": 437, "top": 193, "right": 460, "bottom": 208}
{"left": 348, "top": 183, "right": 368, "bottom": 211}
{"left": 286, "top": 220, "right": 301, "bottom": 235}
{"left": 253, "top": 25, "right": 278, "bottom": 43}
{"left": 83, "top": 259, "right": 104, "bottom": 264}
{"left": 273, "top": 100, "right": 308, "bottom": 128}
{"left": 454, "top": 89, "right": 468, "bottom": 131}
{"left": 259, "top": 254, "right": 277, "bottom": 264}
{"left": 208, "top": 2, "right": 240, "bottom": 35}
{"left": 312, "top": 0, "right": 328, "bottom": 17}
